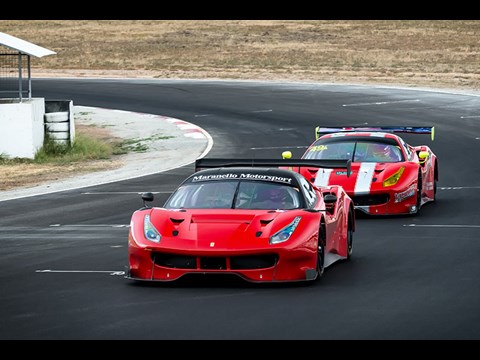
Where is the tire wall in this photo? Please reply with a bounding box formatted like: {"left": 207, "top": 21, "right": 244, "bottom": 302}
{"left": 44, "top": 100, "right": 75, "bottom": 146}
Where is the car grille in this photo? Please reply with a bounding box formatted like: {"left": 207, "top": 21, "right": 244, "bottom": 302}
{"left": 352, "top": 194, "right": 390, "bottom": 206}
{"left": 152, "top": 253, "right": 196, "bottom": 269}
{"left": 151, "top": 252, "right": 278, "bottom": 270}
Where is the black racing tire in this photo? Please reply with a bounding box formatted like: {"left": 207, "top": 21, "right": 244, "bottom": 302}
{"left": 346, "top": 211, "right": 354, "bottom": 259}
{"left": 317, "top": 221, "right": 326, "bottom": 278}
{"left": 416, "top": 171, "right": 422, "bottom": 211}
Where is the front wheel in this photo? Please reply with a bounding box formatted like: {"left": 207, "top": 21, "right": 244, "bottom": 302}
{"left": 317, "top": 222, "right": 326, "bottom": 278}
{"left": 346, "top": 212, "right": 354, "bottom": 259}
{"left": 416, "top": 171, "right": 423, "bottom": 211}
{"left": 317, "top": 243, "right": 325, "bottom": 278}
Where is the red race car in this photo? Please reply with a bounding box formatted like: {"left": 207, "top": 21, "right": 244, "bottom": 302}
{"left": 126, "top": 158, "right": 355, "bottom": 283}
{"left": 282, "top": 126, "right": 438, "bottom": 216}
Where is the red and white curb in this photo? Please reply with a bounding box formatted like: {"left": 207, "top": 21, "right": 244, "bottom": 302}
{"left": 164, "top": 117, "right": 207, "bottom": 139}
{"left": 111, "top": 109, "right": 209, "bottom": 140}
{"left": 109, "top": 109, "right": 213, "bottom": 159}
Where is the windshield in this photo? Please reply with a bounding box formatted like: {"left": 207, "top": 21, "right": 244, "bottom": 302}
{"left": 303, "top": 140, "right": 403, "bottom": 163}
{"left": 164, "top": 180, "right": 302, "bottom": 210}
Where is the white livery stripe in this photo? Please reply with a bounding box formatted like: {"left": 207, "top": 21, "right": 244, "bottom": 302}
{"left": 314, "top": 169, "right": 334, "bottom": 187}
{"left": 354, "top": 163, "right": 376, "bottom": 194}
{"left": 363, "top": 132, "right": 389, "bottom": 138}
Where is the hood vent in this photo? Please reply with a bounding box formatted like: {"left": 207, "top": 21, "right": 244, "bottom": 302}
{"left": 170, "top": 218, "right": 185, "bottom": 224}
{"left": 260, "top": 219, "right": 274, "bottom": 226}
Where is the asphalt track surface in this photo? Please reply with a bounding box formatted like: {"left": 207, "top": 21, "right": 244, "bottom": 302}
{"left": 1, "top": 79, "right": 480, "bottom": 340}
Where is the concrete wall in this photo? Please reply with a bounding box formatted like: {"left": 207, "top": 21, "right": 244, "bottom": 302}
{"left": 0, "top": 98, "right": 45, "bottom": 159}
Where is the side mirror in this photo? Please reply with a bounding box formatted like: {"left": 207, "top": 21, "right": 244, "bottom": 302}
{"left": 324, "top": 194, "right": 337, "bottom": 204}
{"left": 142, "top": 192, "right": 154, "bottom": 202}
{"left": 282, "top": 151, "right": 292, "bottom": 159}
{"left": 141, "top": 192, "right": 154, "bottom": 208}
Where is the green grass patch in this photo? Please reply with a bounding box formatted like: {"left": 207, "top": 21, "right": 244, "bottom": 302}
{"left": 0, "top": 133, "right": 115, "bottom": 165}
{"left": 113, "top": 134, "right": 175, "bottom": 154}
{"left": 0, "top": 132, "right": 175, "bottom": 165}
{"left": 113, "top": 139, "right": 148, "bottom": 154}
{"left": 145, "top": 134, "right": 175, "bottom": 141}
{"left": 35, "top": 133, "right": 114, "bottom": 164}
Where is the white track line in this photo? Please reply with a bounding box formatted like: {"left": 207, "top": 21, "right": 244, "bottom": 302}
{"left": 403, "top": 224, "right": 480, "bottom": 228}
{"left": 342, "top": 99, "right": 421, "bottom": 107}
{"left": 36, "top": 270, "right": 125, "bottom": 275}
{"left": 80, "top": 191, "right": 168, "bottom": 195}
{"left": 440, "top": 186, "right": 480, "bottom": 190}
{"left": 49, "top": 224, "right": 129, "bottom": 228}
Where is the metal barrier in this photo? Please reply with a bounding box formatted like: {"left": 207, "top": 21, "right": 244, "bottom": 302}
{"left": 0, "top": 52, "right": 31, "bottom": 102}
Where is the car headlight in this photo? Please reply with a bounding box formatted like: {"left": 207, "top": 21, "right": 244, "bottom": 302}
{"left": 144, "top": 214, "right": 161, "bottom": 243}
{"left": 270, "top": 216, "right": 301, "bottom": 244}
{"left": 383, "top": 167, "right": 405, "bottom": 187}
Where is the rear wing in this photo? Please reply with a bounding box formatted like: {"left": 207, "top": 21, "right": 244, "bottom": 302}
{"left": 195, "top": 158, "right": 351, "bottom": 177}
{"left": 315, "top": 126, "right": 435, "bottom": 141}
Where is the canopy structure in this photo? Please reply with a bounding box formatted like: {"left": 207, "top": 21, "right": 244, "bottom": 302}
{"left": 0, "top": 32, "right": 56, "bottom": 101}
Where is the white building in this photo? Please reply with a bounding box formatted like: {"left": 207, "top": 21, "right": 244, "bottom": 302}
{"left": 0, "top": 32, "right": 56, "bottom": 159}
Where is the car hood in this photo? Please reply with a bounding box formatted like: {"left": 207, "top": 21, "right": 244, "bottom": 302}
{"left": 145, "top": 208, "right": 300, "bottom": 250}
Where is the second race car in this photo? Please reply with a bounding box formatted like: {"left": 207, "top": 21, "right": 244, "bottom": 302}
{"left": 282, "top": 126, "right": 438, "bottom": 216}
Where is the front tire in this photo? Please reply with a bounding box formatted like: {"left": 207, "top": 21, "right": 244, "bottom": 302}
{"left": 317, "top": 221, "right": 326, "bottom": 278}
{"left": 416, "top": 171, "right": 423, "bottom": 211}
{"left": 346, "top": 212, "right": 354, "bottom": 259}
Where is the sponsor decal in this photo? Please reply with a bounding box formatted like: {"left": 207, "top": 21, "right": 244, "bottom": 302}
{"left": 394, "top": 184, "right": 416, "bottom": 203}
{"left": 192, "top": 174, "right": 238, "bottom": 181}
{"left": 239, "top": 173, "right": 292, "bottom": 183}
{"left": 310, "top": 145, "right": 328, "bottom": 152}
{"left": 336, "top": 171, "right": 348, "bottom": 176}
{"left": 192, "top": 173, "right": 292, "bottom": 184}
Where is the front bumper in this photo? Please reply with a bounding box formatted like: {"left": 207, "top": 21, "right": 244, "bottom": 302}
{"left": 127, "top": 246, "right": 318, "bottom": 283}
{"left": 351, "top": 186, "right": 417, "bottom": 215}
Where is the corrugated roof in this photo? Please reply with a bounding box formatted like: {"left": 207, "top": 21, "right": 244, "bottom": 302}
{"left": 0, "top": 32, "right": 56, "bottom": 58}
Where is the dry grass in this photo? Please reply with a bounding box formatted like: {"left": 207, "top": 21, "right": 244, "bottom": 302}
{"left": 0, "top": 124, "right": 123, "bottom": 191}
{"left": 0, "top": 159, "right": 121, "bottom": 191}
{"left": 1, "top": 20, "right": 479, "bottom": 90}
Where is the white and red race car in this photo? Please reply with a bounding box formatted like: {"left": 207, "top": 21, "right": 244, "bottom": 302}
{"left": 283, "top": 126, "right": 438, "bottom": 216}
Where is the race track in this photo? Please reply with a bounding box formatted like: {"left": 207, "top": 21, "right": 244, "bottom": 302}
{"left": 1, "top": 79, "right": 479, "bottom": 339}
